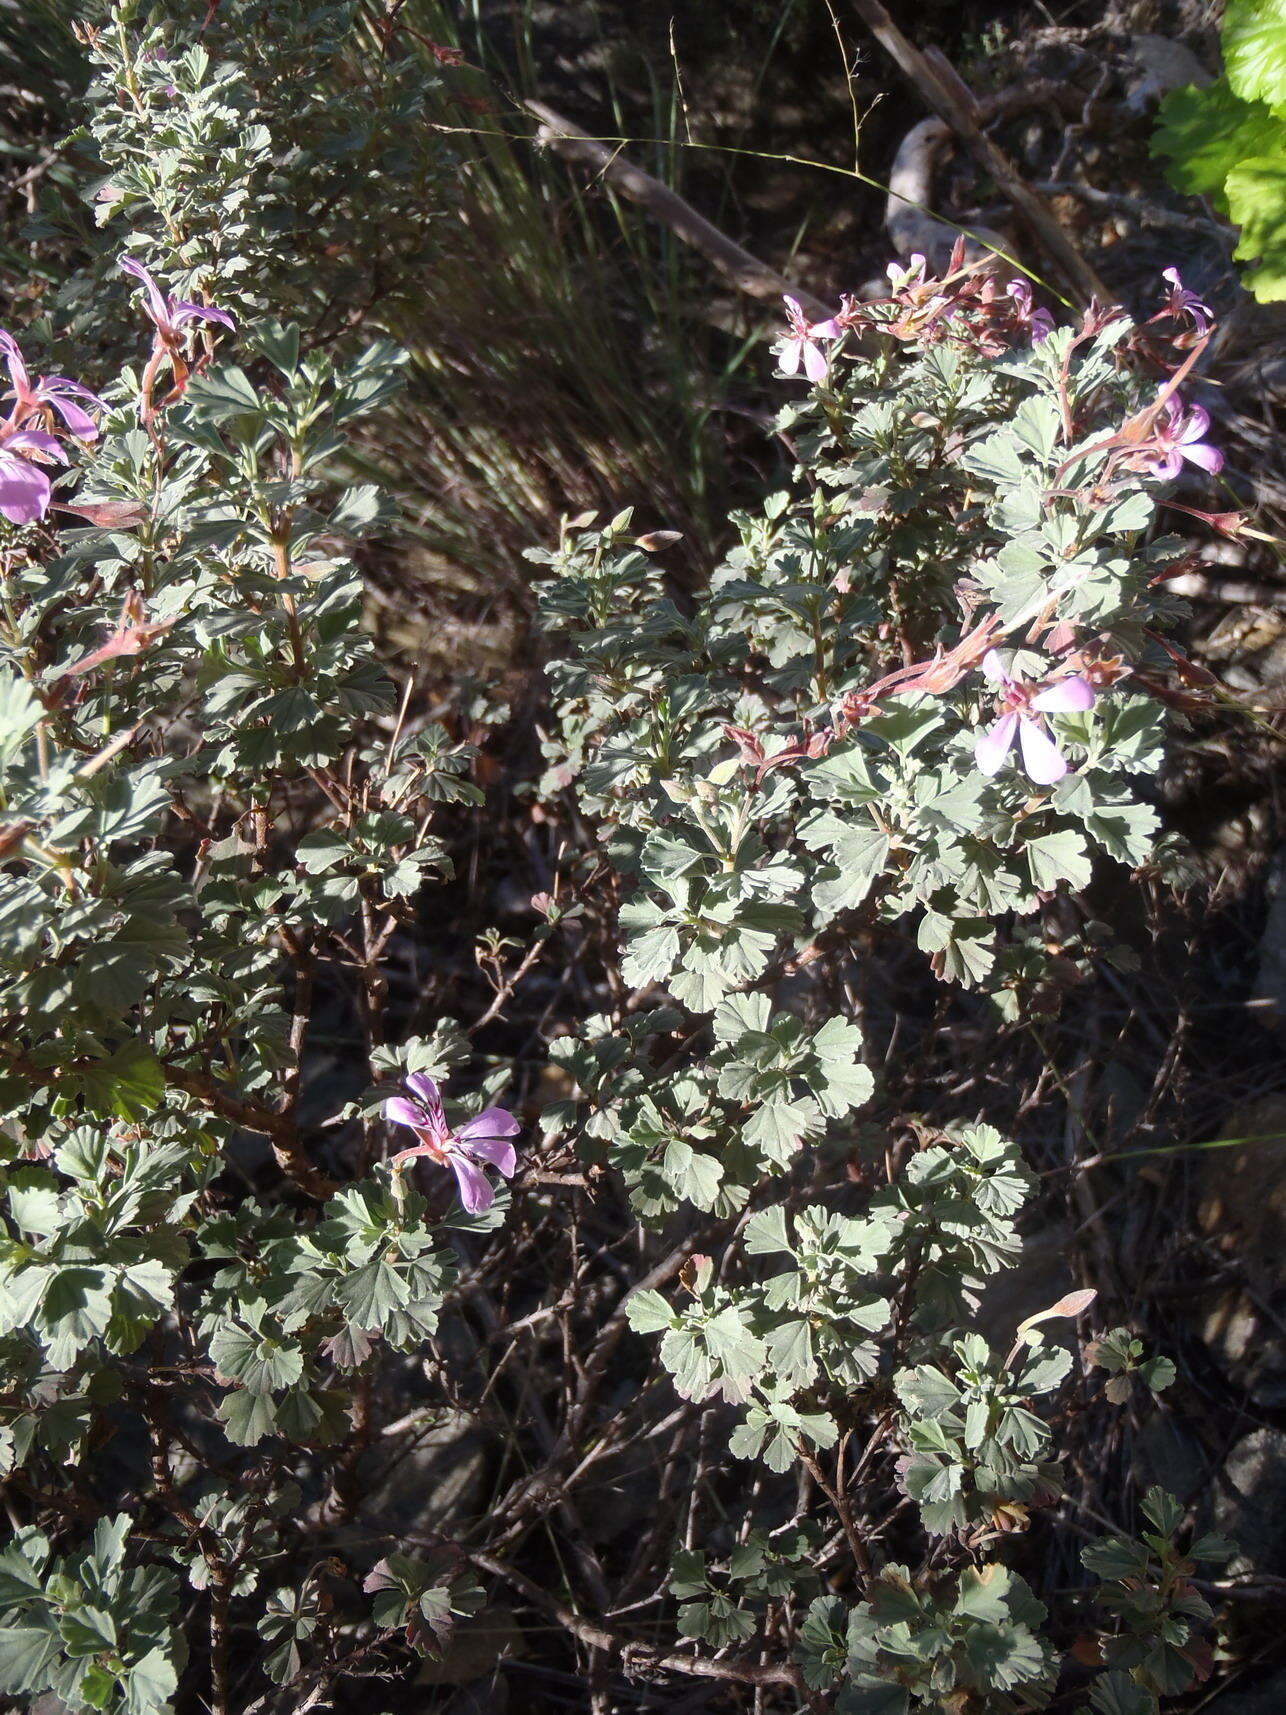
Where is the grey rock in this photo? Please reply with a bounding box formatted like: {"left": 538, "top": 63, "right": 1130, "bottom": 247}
{"left": 1215, "top": 1427, "right": 1286, "bottom": 1576}
{"left": 360, "top": 1408, "right": 490, "bottom": 1546}
{"left": 1194, "top": 1098, "right": 1286, "bottom": 1408}
{"left": 415, "top": 1603, "right": 525, "bottom": 1687}
{"left": 576, "top": 1441, "right": 664, "bottom": 1548}
{"left": 1132, "top": 1412, "right": 1207, "bottom": 1505}
{"left": 1124, "top": 34, "right": 1212, "bottom": 115}
{"left": 974, "top": 1222, "right": 1076, "bottom": 1350}
{"left": 438, "top": 1674, "right": 511, "bottom": 1715}
{"left": 1254, "top": 852, "right": 1286, "bottom": 1026}
{"left": 885, "top": 116, "right": 1010, "bottom": 277}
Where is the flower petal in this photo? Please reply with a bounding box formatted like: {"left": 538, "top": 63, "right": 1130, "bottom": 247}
{"left": 0, "top": 330, "right": 29, "bottom": 394}
{"left": 1181, "top": 440, "right": 1223, "bottom": 474}
{"left": 1031, "top": 675, "right": 1095, "bottom": 714}
{"left": 810, "top": 318, "right": 841, "bottom": 340}
{"left": 1149, "top": 450, "right": 1182, "bottom": 480}
{"left": 456, "top": 1106, "right": 520, "bottom": 1142}
{"left": 463, "top": 1134, "right": 517, "bottom": 1177}
{"left": 975, "top": 710, "right": 1018, "bottom": 775}
{"left": 980, "top": 648, "right": 1010, "bottom": 684}
{"left": 384, "top": 1095, "right": 425, "bottom": 1132}
{"left": 450, "top": 1154, "right": 495, "bottom": 1214}
{"left": 1179, "top": 405, "right": 1210, "bottom": 443}
{"left": 802, "top": 340, "right": 830, "bottom": 384}
{"left": 778, "top": 338, "right": 802, "bottom": 376}
{"left": 43, "top": 394, "right": 100, "bottom": 440}
{"left": 170, "top": 300, "right": 236, "bottom": 332}
{"left": 404, "top": 1073, "right": 447, "bottom": 1136}
{"left": 0, "top": 451, "right": 50, "bottom": 524}
{"left": 1018, "top": 716, "right": 1068, "bottom": 784}
{"left": 4, "top": 429, "right": 68, "bottom": 463}
{"left": 120, "top": 256, "right": 173, "bottom": 328}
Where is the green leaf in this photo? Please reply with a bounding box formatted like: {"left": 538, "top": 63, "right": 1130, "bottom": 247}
{"left": 216, "top": 1388, "right": 280, "bottom": 1446}
{"left": 961, "top": 429, "right": 1026, "bottom": 486}
{"left": 1025, "top": 828, "right": 1093, "bottom": 893}
{"left": 661, "top": 1140, "right": 723, "bottom": 1210}
{"left": 839, "top": 1680, "right": 911, "bottom": 1715}
{"left": 210, "top": 1322, "right": 304, "bottom": 1392}
{"left": 0, "top": 1622, "right": 59, "bottom": 1697}
{"left": 799, "top": 812, "right": 890, "bottom": 915}
{"left": 1152, "top": 77, "right": 1282, "bottom": 201}
{"left": 185, "top": 364, "right": 263, "bottom": 421}
{"left": 1223, "top": 0, "right": 1286, "bottom": 105}
{"left": 334, "top": 1256, "right": 411, "bottom": 1330}
{"left": 1087, "top": 1669, "right": 1157, "bottom": 1715}
{"left": 626, "top": 1289, "right": 675, "bottom": 1334}
{"left": 1227, "top": 151, "right": 1286, "bottom": 300}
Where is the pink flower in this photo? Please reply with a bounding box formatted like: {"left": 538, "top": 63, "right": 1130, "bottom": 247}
{"left": 1145, "top": 398, "right": 1222, "bottom": 480}
{"left": 886, "top": 254, "right": 928, "bottom": 293}
{"left": 383, "top": 1072, "right": 518, "bottom": 1214}
{"left": 0, "top": 331, "right": 105, "bottom": 442}
{"left": 974, "top": 650, "right": 1096, "bottom": 785}
{"left": 1159, "top": 267, "right": 1212, "bottom": 336}
{"left": 0, "top": 425, "right": 68, "bottom": 525}
{"left": 1008, "top": 280, "right": 1054, "bottom": 344}
{"left": 120, "top": 256, "right": 235, "bottom": 347}
{"left": 777, "top": 295, "right": 841, "bottom": 384}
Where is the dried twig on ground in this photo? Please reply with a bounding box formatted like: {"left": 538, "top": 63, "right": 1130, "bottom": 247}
{"left": 522, "top": 97, "right": 834, "bottom": 322}
{"left": 850, "top": 0, "right": 1110, "bottom": 304}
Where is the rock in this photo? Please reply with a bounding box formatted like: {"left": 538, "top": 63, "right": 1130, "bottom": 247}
{"left": 885, "top": 116, "right": 1011, "bottom": 278}
{"left": 1202, "top": 1666, "right": 1286, "bottom": 1714}
{"left": 415, "top": 1603, "right": 525, "bottom": 1686}
{"left": 1123, "top": 34, "right": 1212, "bottom": 115}
{"left": 360, "top": 1408, "right": 490, "bottom": 1546}
{"left": 1195, "top": 1098, "right": 1286, "bottom": 1408}
{"left": 1132, "top": 1412, "right": 1206, "bottom": 1505}
{"left": 576, "top": 1441, "right": 664, "bottom": 1548}
{"left": 1214, "top": 1427, "right": 1286, "bottom": 1576}
{"left": 974, "top": 1223, "right": 1077, "bottom": 1349}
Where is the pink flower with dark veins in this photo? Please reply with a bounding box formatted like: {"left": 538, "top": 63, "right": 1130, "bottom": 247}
{"left": 383, "top": 1072, "right": 518, "bottom": 1214}
{"left": 120, "top": 256, "right": 235, "bottom": 348}
{"left": 777, "top": 294, "right": 841, "bottom": 384}
{"left": 974, "top": 649, "right": 1096, "bottom": 785}
{"left": 1159, "top": 268, "right": 1212, "bottom": 336}
{"left": 1008, "top": 279, "right": 1054, "bottom": 344}
{"left": 1145, "top": 398, "right": 1222, "bottom": 480}
{"left": 0, "top": 331, "right": 105, "bottom": 441}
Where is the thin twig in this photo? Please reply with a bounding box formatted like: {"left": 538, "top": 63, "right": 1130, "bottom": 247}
{"left": 522, "top": 98, "right": 834, "bottom": 322}
{"left": 849, "top": 0, "right": 1109, "bottom": 304}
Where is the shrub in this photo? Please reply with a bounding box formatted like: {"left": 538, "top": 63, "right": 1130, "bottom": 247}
{"left": 536, "top": 253, "right": 1235, "bottom": 1709}
{"left": 0, "top": 14, "right": 505, "bottom": 1708}
{"left": 0, "top": 2, "right": 1244, "bottom": 1709}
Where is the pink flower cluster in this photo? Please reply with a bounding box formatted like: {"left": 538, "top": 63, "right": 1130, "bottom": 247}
{"left": 0, "top": 253, "right": 237, "bottom": 526}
